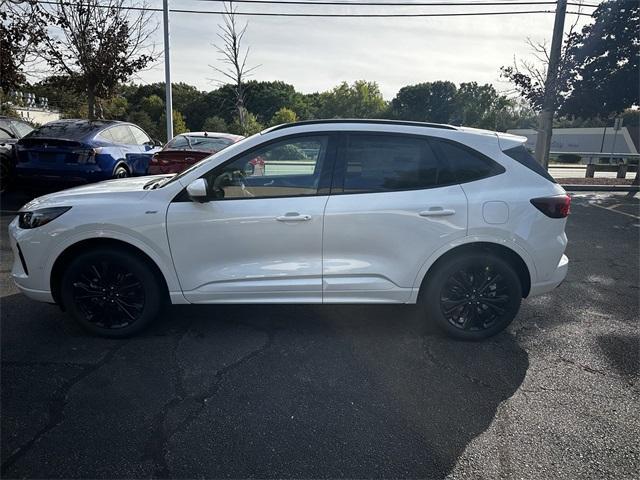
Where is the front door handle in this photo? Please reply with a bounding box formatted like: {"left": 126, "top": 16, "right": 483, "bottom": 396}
{"left": 419, "top": 207, "right": 456, "bottom": 217}
{"left": 276, "top": 213, "right": 311, "bottom": 222}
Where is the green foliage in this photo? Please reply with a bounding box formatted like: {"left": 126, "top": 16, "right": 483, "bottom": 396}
{"left": 139, "top": 95, "right": 164, "bottom": 119}
{"left": 266, "top": 144, "right": 307, "bottom": 161}
{"left": 202, "top": 116, "right": 228, "bottom": 132}
{"left": 562, "top": 0, "right": 639, "bottom": 118}
{"left": 270, "top": 107, "right": 298, "bottom": 126}
{"left": 319, "top": 81, "right": 387, "bottom": 119}
{"left": 391, "top": 81, "right": 457, "bottom": 123}
{"left": 228, "top": 110, "right": 263, "bottom": 136}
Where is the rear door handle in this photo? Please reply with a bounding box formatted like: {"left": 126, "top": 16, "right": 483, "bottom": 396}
{"left": 419, "top": 207, "right": 456, "bottom": 217}
{"left": 276, "top": 213, "right": 311, "bottom": 222}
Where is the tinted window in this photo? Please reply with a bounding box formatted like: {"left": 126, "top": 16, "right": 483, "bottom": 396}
{"left": 431, "top": 139, "right": 503, "bottom": 184}
{"left": 203, "top": 136, "right": 328, "bottom": 199}
{"left": 129, "top": 125, "right": 151, "bottom": 145}
{"left": 504, "top": 145, "right": 556, "bottom": 183}
{"left": 342, "top": 134, "right": 439, "bottom": 193}
{"left": 26, "top": 121, "right": 107, "bottom": 140}
{"left": 11, "top": 120, "right": 33, "bottom": 138}
{"left": 108, "top": 126, "right": 136, "bottom": 144}
{"left": 166, "top": 135, "right": 233, "bottom": 153}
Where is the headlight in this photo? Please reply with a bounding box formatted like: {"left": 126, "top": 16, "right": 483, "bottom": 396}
{"left": 18, "top": 207, "right": 72, "bottom": 229}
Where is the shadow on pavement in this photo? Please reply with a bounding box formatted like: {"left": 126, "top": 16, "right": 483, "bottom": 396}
{"left": 1, "top": 295, "right": 529, "bottom": 478}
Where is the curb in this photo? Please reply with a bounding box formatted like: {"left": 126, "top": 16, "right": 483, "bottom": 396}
{"left": 561, "top": 184, "right": 639, "bottom": 192}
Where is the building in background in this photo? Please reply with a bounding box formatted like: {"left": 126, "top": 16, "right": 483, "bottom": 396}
{"left": 507, "top": 127, "right": 639, "bottom": 159}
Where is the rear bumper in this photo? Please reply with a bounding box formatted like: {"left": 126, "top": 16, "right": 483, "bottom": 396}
{"left": 15, "top": 166, "right": 111, "bottom": 184}
{"left": 529, "top": 254, "right": 569, "bottom": 297}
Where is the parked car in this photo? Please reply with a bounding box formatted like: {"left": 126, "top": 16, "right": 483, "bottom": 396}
{"left": 9, "top": 119, "right": 570, "bottom": 339}
{"left": 148, "top": 131, "right": 243, "bottom": 174}
{"left": 0, "top": 116, "right": 34, "bottom": 192}
{"left": 14, "top": 119, "right": 161, "bottom": 186}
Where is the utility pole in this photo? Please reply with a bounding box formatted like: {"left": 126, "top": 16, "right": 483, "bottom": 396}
{"left": 163, "top": 0, "right": 173, "bottom": 142}
{"left": 534, "top": 0, "right": 567, "bottom": 168}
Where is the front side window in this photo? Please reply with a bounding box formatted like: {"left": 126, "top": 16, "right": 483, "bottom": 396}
{"left": 202, "top": 136, "right": 328, "bottom": 199}
{"left": 342, "top": 134, "right": 439, "bottom": 193}
{"left": 107, "top": 126, "right": 136, "bottom": 145}
{"left": 129, "top": 126, "right": 151, "bottom": 145}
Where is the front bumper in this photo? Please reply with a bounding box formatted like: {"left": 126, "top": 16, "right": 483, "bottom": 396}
{"left": 8, "top": 217, "right": 56, "bottom": 303}
{"left": 528, "top": 254, "right": 569, "bottom": 297}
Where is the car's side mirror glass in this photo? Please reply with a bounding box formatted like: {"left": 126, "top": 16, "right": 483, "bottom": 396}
{"left": 153, "top": 139, "right": 163, "bottom": 147}
{"left": 186, "top": 178, "right": 209, "bottom": 203}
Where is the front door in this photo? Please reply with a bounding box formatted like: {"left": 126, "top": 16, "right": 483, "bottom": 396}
{"left": 167, "top": 134, "right": 335, "bottom": 303}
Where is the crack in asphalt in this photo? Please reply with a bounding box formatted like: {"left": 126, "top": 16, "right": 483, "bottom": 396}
{"left": 146, "top": 320, "right": 275, "bottom": 479}
{"left": 0, "top": 341, "right": 131, "bottom": 474}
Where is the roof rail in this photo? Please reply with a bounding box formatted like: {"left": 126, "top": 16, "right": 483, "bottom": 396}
{"left": 263, "top": 119, "right": 457, "bottom": 133}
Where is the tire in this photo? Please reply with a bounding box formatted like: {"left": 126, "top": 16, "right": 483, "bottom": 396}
{"left": 60, "top": 247, "right": 163, "bottom": 338}
{"left": 421, "top": 251, "right": 522, "bottom": 340}
{"left": 113, "top": 165, "right": 129, "bottom": 179}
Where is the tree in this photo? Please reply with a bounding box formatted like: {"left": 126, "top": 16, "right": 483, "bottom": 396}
{"left": 270, "top": 107, "right": 297, "bottom": 126}
{"left": 391, "top": 81, "right": 457, "bottom": 123}
{"left": 453, "top": 82, "right": 514, "bottom": 129}
{"left": 36, "top": 0, "right": 157, "bottom": 119}
{"left": 0, "top": 1, "right": 45, "bottom": 96}
{"left": 319, "top": 81, "right": 387, "bottom": 119}
{"left": 228, "top": 109, "right": 263, "bottom": 136}
{"left": 210, "top": 1, "right": 259, "bottom": 134}
{"left": 561, "top": 0, "right": 640, "bottom": 118}
{"left": 202, "top": 116, "right": 229, "bottom": 132}
{"left": 244, "top": 81, "right": 299, "bottom": 123}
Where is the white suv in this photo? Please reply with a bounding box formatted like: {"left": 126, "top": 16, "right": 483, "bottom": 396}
{"left": 9, "top": 120, "right": 569, "bottom": 340}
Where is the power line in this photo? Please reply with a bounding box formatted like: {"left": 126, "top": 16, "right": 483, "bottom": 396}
{"left": 189, "top": 0, "right": 599, "bottom": 7}
{"left": 33, "top": 1, "right": 593, "bottom": 16}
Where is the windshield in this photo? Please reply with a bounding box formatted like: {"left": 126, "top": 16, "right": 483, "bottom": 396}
{"left": 165, "top": 135, "right": 234, "bottom": 153}
{"left": 159, "top": 134, "right": 254, "bottom": 188}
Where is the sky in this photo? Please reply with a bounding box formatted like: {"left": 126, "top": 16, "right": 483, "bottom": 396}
{"left": 131, "top": 1, "right": 599, "bottom": 99}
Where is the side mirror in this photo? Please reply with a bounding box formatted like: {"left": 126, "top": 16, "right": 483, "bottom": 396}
{"left": 186, "top": 178, "right": 208, "bottom": 203}
{"left": 153, "top": 139, "right": 163, "bottom": 147}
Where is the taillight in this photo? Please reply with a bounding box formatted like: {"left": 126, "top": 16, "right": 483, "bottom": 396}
{"left": 73, "top": 148, "right": 97, "bottom": 164}
{"left": 530, "top": 195, "right": 571, "bottom": 218}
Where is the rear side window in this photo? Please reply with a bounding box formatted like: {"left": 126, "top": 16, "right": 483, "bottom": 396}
{"left": 431, "top": 138, "right": 504, "bottom": 184}
{"left": 107, "top": 126, "right": 136, "bottom": 145}
{"left": 342, "top": 134, "right": 439, "bottom": 193}
{"left": 503, "top": 145, "right": 556, "bottom": 183}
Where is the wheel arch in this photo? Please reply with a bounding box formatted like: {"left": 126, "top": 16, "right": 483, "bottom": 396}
{"left": 50, "top": 237, "right": 170, "bottom": 306}
{"left": 416, "top": 241, "right": 533, "bottom": 301}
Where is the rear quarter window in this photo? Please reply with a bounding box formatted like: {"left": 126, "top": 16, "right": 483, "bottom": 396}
{"left": 503, "top": 145, "right": 556, "bottom": 183}
{"left": 430, "top": 138, "right": 505, "bottom": 185}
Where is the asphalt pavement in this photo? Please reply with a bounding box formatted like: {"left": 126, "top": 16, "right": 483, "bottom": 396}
{"left": 0, "top": 191, "right": 638, "bottom": 479}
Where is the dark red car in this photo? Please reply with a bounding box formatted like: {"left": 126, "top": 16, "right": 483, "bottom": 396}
{"left": 148, "top": 132, "right": 244, "bottom": 174}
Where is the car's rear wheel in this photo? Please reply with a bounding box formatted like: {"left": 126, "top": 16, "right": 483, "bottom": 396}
{"left": 421, "top": 251, "right": 522, "bottom": 340}
{"left": 113, "top": 165, "right": 129, "bottom": 179}
{"left": 60, "top": 248, "right": 162, "bottom": 337}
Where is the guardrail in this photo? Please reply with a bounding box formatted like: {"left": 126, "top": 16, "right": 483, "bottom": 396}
{"left": 549, "top": 152, "right": 639, "bottom": 179}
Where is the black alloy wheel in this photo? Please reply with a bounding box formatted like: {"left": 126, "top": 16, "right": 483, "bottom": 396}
{"left": 61, "top": 247, "right": 162, "bottom": 337}
{"left": 422, "top": 251, "right": 522, "bottom": 340}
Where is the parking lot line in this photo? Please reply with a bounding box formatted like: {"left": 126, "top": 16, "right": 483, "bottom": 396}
{"left": 587, "top": 201, "right": 640, "bottom": 220}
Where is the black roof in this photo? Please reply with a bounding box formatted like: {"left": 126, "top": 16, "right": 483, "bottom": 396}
{"left": 265, "top": 119, "right": 457, "bottom": 133}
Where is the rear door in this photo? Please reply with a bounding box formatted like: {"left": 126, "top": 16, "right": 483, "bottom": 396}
{"left": 322, "top": 132, "right": 468, "bottom": 303}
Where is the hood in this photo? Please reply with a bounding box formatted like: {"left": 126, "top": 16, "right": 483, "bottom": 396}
{"left": 21, "top": 175, "right": 171, "bottom": 211}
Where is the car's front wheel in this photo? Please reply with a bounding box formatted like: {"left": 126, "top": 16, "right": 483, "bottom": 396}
{"left": 421, "top": 251, "right": 522, "bottom": 340}
{"left": 60, "top": 247, "right": 163, "bottom": 337}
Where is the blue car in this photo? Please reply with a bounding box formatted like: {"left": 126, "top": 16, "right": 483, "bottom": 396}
{"left": 15, "top": 119, "right": 162, "bottom": 185}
